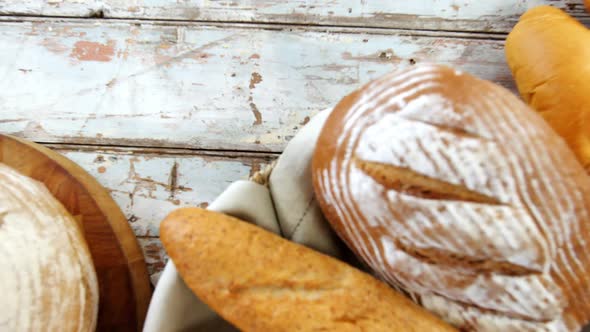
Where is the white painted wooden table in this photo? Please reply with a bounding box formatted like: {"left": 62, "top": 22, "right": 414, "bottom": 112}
{"left": 0, "top": 0, "right": 587, "bottom": 279}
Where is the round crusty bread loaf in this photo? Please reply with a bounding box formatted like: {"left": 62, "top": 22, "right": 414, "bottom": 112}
{"left": 505, "top": 6, "right": 590, "bottom": 171}
{"left": 0, "top": 163, "right": 99, "bottom": 331}
{"left": 312, "top": 64, "right": 590, "bottom": 331}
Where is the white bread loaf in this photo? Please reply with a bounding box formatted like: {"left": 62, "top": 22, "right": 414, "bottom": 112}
{"left": 312, "top": 64, "right": 590, "bottom": 331}
{"left": 0, "top": 163, "right": 99, "bottom": 331}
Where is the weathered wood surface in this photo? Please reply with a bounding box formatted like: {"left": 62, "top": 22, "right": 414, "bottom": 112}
{"left": 0, "top": 18, "right": 510, "bottom": 152}
{"left": 0, "top": 0, "right": 587, "bottom": 32}
{"left": 52, "top": 145, "right": 275, "bottom": 275}
{"left": 137, "top": 237, "right": 167, "bottom": 281}
{"left": 57, "top": 146, "right": 274, "bottom": 236}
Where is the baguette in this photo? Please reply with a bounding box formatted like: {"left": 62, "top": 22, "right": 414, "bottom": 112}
{"left": 160, "top": 207, "right": 456, "bottom": 332}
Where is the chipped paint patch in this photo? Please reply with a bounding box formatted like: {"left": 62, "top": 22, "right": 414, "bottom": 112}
{"left": 59, "top": 149, "right": 274, "bottom": 237}
{"left": 248, "top": 72, "right": 264, "bottom": 125}
{"left": 0, "top": 20, "right": 516, "bottom": 153}
{"left": 249, "top": 72, "right": 263, "bottom": 89}
{"left": 70, "top": 40, "right": 116, "bottom": 62}
{"left": 137, "top": 237, "right": 167, "bottom": 276}
{"left": 249, "top": 102, "right": 263, "bottom": 125}
{"left": 342, "top": 49, "right": 401, "bottom": 63}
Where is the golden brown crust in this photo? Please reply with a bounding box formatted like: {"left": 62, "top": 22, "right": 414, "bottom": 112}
{"left": 311, "top": 64, "right": 590, "bottom": 331}
{"left": 160, "top": 207, "right": 456, "bottom": 332}
{"left": 505, "top": 5, "right": 590, "bottom": 171}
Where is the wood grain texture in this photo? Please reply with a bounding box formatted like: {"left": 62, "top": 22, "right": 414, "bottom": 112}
{"left": 2, "top": 140, "right": 270, "bottom": 293}
{"left": 137, "top": 237, "right": 167, "bottom": 281}
{"left": 0, "top": 135, "right": 151, "bottom": 332}
{"left": 0, "top": 18, "right": 511, "bottom": 152}
{"left": 54, "top": 146, "right": 275, "bottom": 237}
{"left": 0, "top": 0, "right": 587, "bottom": 32}
{"left": 52, "top": 145, "right": 274, "bottom": 277}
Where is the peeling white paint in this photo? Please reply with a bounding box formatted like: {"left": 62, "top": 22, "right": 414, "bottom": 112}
{"left": 0, "top": 20, "right": 511, "bottom": 152}
{"left": 137, "top": 237, "right": 167, "bottom": 277}
{"left": 0, "top": 0, "right": 586, "bottom": 32}
{"left": 47, "top": 148, "right": 271, "bottom": 276}
{"left": 59, "top": 149, "right": 271, "bottom": 237}
{"left": 0, "top": 0, "right": 105, "bottom": 17}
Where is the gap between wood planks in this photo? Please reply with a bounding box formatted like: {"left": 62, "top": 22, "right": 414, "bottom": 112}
{"left": 50, "top": 142, "right": 278, "bottom": 242}
{"left": 45, "top": 141, "right": 281, "bottom": 159}
{"left": 0, "top": 4, "right": 588, "bottom": 35}
{"left": 0, "top": 14, "right": 516, "bottom": 41}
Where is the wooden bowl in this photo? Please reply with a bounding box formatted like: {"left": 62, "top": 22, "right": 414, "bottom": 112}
{"left": 0, "top": 135, "right": 151, "bottom": 332}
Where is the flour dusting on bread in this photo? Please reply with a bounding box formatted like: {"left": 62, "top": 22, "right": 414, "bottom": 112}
{"left": 0, "top": 164, "right": 99, "bottom": 332}
{"left": 312, "top": 64, "right": 590, "bottom": 331}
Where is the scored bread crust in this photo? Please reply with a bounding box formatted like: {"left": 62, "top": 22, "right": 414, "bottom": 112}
{"left": 311, "top": 64, "right": 590, "bottom": 331}
{"left": 0, "top": 163, "right": 99, "bottom": 332}
{"left": 160, "top": 207, "right": 456, "bottom": 332}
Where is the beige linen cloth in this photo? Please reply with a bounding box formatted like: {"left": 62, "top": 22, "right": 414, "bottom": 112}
{"left": 143, "top": 108, "right": 345, "bottom": 332}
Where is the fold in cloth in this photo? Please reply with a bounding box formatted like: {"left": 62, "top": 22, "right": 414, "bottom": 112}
{"left": 143, "top": 109, "right": 346, "bottom": 332}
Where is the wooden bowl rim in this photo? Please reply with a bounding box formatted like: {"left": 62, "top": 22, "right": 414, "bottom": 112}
{"left": 0, "top": 134, "right": 152, "bottom": 331}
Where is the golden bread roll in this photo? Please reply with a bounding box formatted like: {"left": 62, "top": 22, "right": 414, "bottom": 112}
{"left": 505, "top": 5, "right": 590, "bottom": 171}
{"left": 312, "top": 64, "right": 590, "bottom": 331}
{"left": 160, "top": 207, "right": 456, "bottom": 332}
{"left": 0, "top": 163, "right": 99, "bottom": 331}
{"left": 586, "top": 0, "right": 590, "bottom": 12}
